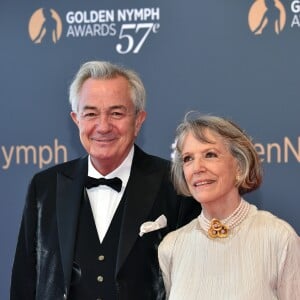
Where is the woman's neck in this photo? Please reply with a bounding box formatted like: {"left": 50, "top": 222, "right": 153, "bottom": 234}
{"left": 202, "top": 195, "right": 241, "bottom": 221}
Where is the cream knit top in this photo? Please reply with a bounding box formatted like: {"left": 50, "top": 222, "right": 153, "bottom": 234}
{"left": 158, "top": 201, "right": 300, "bottom": 300}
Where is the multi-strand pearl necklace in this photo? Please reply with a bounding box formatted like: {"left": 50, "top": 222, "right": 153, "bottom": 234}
{"left": 198, "top": 199, "right": 250, "bottom": 238}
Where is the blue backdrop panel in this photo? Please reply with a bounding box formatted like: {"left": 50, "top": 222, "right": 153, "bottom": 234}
{"left": 1, "top": 1, "right": 299, "bottom": 298}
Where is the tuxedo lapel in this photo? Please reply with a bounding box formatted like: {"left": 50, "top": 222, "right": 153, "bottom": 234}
{"left": 56, "top": 157, "right": 88, "bottom": 291}
{"left": 116, "top": 147, "right": 166, "bottom": 275}
{"left": 54, "top": 150, "right": 166, "bottom": 285}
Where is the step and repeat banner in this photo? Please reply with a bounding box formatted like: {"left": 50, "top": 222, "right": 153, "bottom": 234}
{"left": 1, "top": 0, "right": 299, "bottom": 298}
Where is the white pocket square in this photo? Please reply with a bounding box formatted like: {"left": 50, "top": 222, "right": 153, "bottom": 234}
{"left": 139, "top": 214, "right": 167, "bottom": 237}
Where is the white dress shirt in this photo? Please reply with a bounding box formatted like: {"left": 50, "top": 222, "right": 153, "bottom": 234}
{"left": 86, "top": 147, "right": 133, "bottom": 243}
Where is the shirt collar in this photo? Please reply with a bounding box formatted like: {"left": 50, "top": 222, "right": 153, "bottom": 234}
{"left": 88, "top": 146, "right": 134, "bottom": 188}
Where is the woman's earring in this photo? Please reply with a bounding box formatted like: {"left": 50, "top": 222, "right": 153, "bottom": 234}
{"left": 235, "top": 174, "right": 240, "bottom": 186}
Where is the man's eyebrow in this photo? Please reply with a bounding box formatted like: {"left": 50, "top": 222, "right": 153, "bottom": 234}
{"left": 108, "top": 105, "right": 128, "bottom": 110}
{"left": 81, "top": 105, "right": 128, "bottom": 111}
{"left": 81, "top": 105, "right": 97, "bottom": 111}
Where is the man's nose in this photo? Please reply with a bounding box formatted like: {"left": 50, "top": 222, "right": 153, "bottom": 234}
{"left": 95, "top": 114, "right": 112, "bottom": 131}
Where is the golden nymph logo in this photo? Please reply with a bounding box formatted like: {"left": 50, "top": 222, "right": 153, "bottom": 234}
{"left": 27, "top": 7, "right": 160, "bottom": 53}
{"left": 28, "top": 8, "right": 62, "bottom": 44}
{"left": 248, "top": 0, "right": 286, "bottom": 35}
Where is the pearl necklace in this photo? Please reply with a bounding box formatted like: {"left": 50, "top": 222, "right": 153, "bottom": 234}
{"left": 198, "top": 199, "right": 250, "bottom": 238}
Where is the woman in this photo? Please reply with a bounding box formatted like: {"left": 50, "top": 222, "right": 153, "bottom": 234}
{"left": 158, "top": 113, "right": 300, "bottom": 299}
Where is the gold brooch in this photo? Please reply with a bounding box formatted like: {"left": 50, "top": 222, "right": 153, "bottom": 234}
{"left": 208, "top": 219, "right": 229, "bottom": 238}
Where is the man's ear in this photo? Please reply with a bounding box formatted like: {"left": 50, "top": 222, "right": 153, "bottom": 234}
{"left": 70, "top": 111, "right": 79, "bottom": 126}
{"left": 134, "top": 111, "right": 147, "bottom": 136}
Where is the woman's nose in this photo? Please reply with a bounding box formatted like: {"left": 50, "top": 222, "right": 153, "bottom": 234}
{"left": 193, "top": 157, "right": 206, "bottom": 173}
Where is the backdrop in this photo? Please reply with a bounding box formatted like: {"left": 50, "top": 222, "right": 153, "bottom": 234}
{"left": 1, "top": 0, "right": 299, "bottom": 298}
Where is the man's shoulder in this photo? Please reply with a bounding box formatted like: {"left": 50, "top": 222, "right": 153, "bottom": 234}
{"left": 134, "top": 145, "right": 170, "bottom": 168}
{"left": 33, "top": 156, "right": 87, "bottom": 179}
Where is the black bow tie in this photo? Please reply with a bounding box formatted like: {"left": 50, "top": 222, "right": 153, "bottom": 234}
{"left": 85, "top": 176, "right": 122, "bottom": 192}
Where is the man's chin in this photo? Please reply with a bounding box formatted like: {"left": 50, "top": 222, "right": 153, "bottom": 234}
{"left": 90, "top": 153, "right": 114, "bottom": 162}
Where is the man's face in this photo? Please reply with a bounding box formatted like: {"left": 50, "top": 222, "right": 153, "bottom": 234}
{"left": 71, "top": 76, "right": 146, "bottom": 174}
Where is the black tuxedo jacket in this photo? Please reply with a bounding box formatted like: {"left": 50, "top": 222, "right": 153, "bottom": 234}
{"left": 10, "top": 145, "right": 200, "bottom": 300}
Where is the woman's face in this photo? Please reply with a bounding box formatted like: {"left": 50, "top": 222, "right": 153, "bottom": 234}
{"left": 181, "top": 129, "right": 240, "bottom": 207}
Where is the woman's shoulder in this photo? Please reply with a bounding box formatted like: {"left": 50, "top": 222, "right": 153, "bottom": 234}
{"left": 250, "top": 207, "right": 298, "bottom": 239}
{"left": 160, "top": 218, "right": 198, "bottom": 248}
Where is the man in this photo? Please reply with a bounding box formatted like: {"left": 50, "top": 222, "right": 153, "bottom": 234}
{"left": 10, "top": 61, "right": 200, "bottom": 300}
